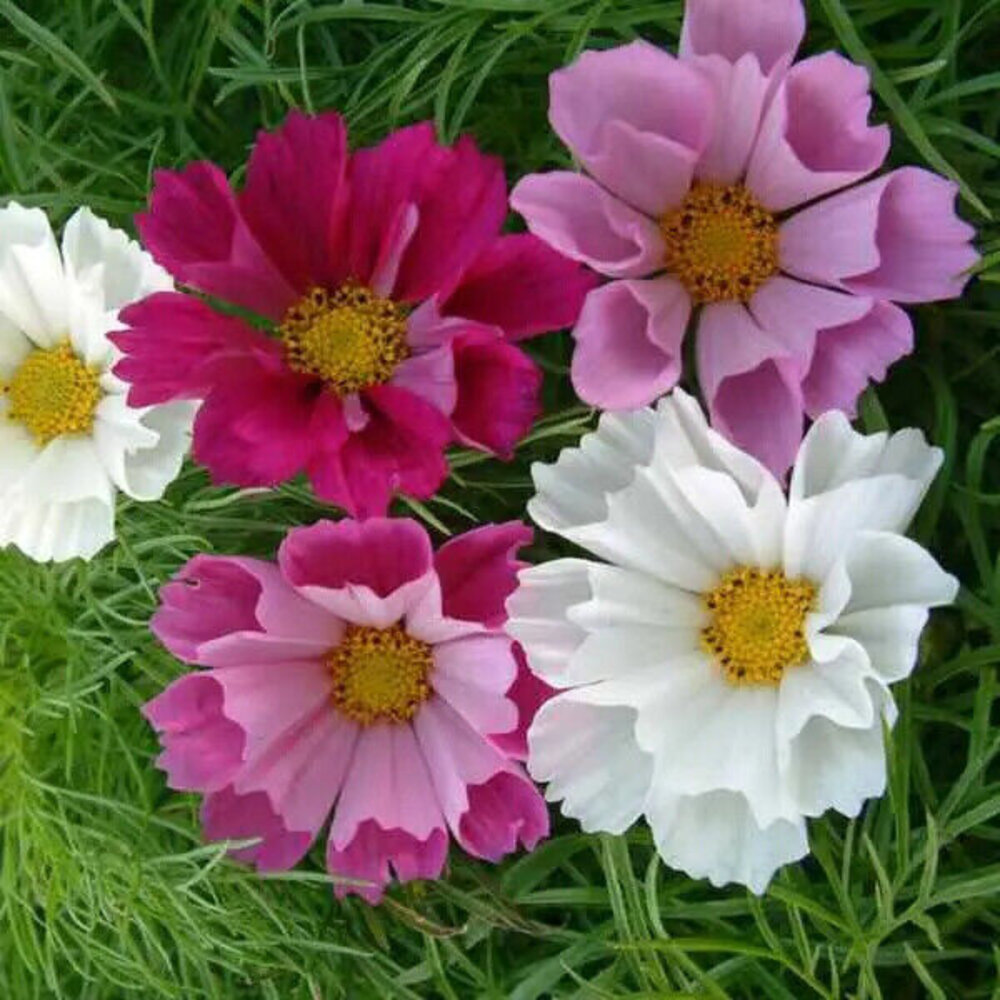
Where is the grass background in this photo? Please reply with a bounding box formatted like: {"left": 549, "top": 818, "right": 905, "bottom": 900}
{"left": 0, "top": 0, "right": 999, "bottom": 996}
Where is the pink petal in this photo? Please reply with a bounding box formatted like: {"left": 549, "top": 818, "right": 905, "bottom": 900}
{"left": 692, "top": 53, "right": 770, "bottom": 184}
{"left": 680, "top": 0, "right": 806, "bottom": 75}
{"left": 490, "top": 643, "right": 556, "bottom": 761}
{"left": 143, "top": 674, "right": 244, "bottom": 791}
{"left": 570, "top": 277, "right": 690, "bottom": 410}
{"left": 434, "top": 521, "right": 532, "bottom": 628}
{"left": 201, "top": 785, "right": 315, "bottom": 871}
{"left": 280, "top": 515, "right": 432, "bottom": 599}
{"left": 113, "top": 292, "right": 271, "bottom": 407}
{"left": 747, "top": 53, "right": 890, "bottom": 212}
{"left": 450, "top": 328, "right": 542, "bottom": 458}
{"left": 432, "top": 636, "right": 520, "bottom": 739}
{"left": 549, "top": 42, "right": 714, "bottom": 215}
{"left": 439, "top": 234, "right": 597, "bottom": 342}
{"left": 843, "top": 168, "right": 979, "bottom": 302}
{"left": 152, "top": 554, "right": 342, "bottom": 666}
{"left": 511, "top": 171, "right": 665, "bottom": 279}
{"left": 326, "top": 820, "right": 448, "bottom": 903}
{"left": 239, "top": 110, "right": 350, "bottom": 294}
{"left": 458, "top": 771, "right": 549, "bottom": 862}
{"left": 192, "top": 355, "right": 318, "bottom": 488}
{"left": 137, "top": 163, "right": 297, "bottom": 320}
{"left": 390, "top": 343, "right": 457, "bottom": 415}
{"left": 234, "top": 703, "right": 358, "bottom": 836}
{"left": 803, "top": 300, "right": 914, "bottom": 418}
{"left": 346, "top": 123, "right": 507, "bottom": 303}
{"left": 749, "top": 276, "right": 874, "bottom": 371}
{"left": 306, "top": 384, "right": 452, "bottom": 518}
{"left": 696, "top": 301, "right": 804, "bottom": 478}
{"left": 329, "top": 723, "right": 446, "bottom": 851}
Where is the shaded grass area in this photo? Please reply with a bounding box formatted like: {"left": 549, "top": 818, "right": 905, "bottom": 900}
{"left": 0, "top": 0, "right": 999, "bottom": 996}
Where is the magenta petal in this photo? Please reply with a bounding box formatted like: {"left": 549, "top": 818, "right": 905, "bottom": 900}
{"left": 697, "top": 302, "right": 804, "bottom": 477}
{"left": 549, "top": 42, "right": 714, "bottom": 215}
{"left": 327, "top": 821, "right": 449, "bottom": 903}
{"left": 803, "top": 300, "right": 914, "bottom": 418}
{"left": 571, "top": 277, "right": 690, "bottom": 410}
{"left": 137, "top": 163, "right": 297, "bottom": 320}
{"left": 306, "top": 385, "right": 452, "bottom": 517}
{"left": 390, "top": 344, "right": 457, "bottom": 415}
{"left": 192, "top": 357, "right": 317, "bottom": 488}
{"left": 347, "top": 123, "right": 507, "bottom": 303}
{"left": 842, "top": 168, "right": 979, "bottom": 302}
{"left": 511, "top": 171, "right": 665, "bottom": 279}
{"left": 680, "top": 0, "right": 806, "bottom": 75}
{"left": 432, "top": 637, "right": 520, "bottom": 739}
{"left": 440, "top": 234, "right": 597, "bottom": 342}
{"left": 747, "top": 53, "right": 890, "bottom": 212}
{"left": 202, "top": 785, "right": 315, "bottom": 871}
{"left": 450, "top": 328, "right": 542, "bottom": 459}
{"left": 458, "top": 771, "right": 549, "bottom": 862}
{"left": 279, "top": 517, "right": 433, "bottom": 599}
{"left": 490, "top": 644, "right": 555, "bottom": 761}
{"left": 151, "top": 554, "right": 265, "bottom": 663}
{"left": 143, "top": 674, "right": 244, "bottom": 792}
{"left": 239, "top": 110, "right": 350, "bottom": 293}
{"left": 434, "top": 522, "right": 532, "bottom": 628}
{"left": 113, "top": 292, "right": 271, "bottom": 407}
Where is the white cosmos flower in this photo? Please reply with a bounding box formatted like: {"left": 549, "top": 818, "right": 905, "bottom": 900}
{"left": 507, "top": 389, "right": 957, "bottom": 893}
{"left": 0, "top": 203, "right": 194, "bottom": 562}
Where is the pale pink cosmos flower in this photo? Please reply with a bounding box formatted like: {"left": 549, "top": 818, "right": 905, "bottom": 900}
{"left": 143, "top": 517, "right": 549, "bottom": 902}
{"left": 512, "top": 0, "right": 979, "bottom": 476}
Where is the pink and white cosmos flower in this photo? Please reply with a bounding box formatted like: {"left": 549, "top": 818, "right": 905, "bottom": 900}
{"left": 113, "top": 112, "right": 595, "bottom": 517}
{"left": 512, "top": 0, "right": 978, "bottom": 476}
{"left": 143, "top": 517, "right": 549, "bottom": 903}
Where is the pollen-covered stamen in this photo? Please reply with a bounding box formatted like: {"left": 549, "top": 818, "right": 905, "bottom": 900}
{"left": 4, "top": 340, "right": 102, "bottom": 445}
{"left": 701, "top": 567, "right": 817, "bottom": 686}
{"left": 660, "top": 183, "right": 779, "bottom": 304}
{"left": 327, "top": 623, "right": 434, "bottom": 726}
{"left": 280, "top": 281, "right": 410, "bottom": 395}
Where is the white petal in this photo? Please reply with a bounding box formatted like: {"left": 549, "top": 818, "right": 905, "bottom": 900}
{"left": 93, "top": 396, "right": 193, "bottom": 501}
{"left": 834, "top": 606, "right": 933, "bottom": 684}
{"left": 61, "top": 206, "right": 172, "bottom": 312}
{"left": 785, "top": 713, "right": 888, "bottom": 818}
{"left": 630, "top": 656, "right": 798, "bottom": 828}
{"left": 0, "top": 323, "right": 31, "bottom": 380}
{"left": 528, "top": 694, "right": 653, "bottom": 835}
{"left": 0, "top": 396, "right": 41, "bottom": 487}
{"left": 0, "top": 203, "right": 67, "bottom": 343}
{"left": 0, "top": 494, "right": 114, "bottom": 562}
{"left": 529, "top": 407, "right": 657, "bottom": 534}
{"left": 507, "top": 559, "right": 703, "bottom": 687}
{"left": 646, "top": 787, "right": 808, "bottom": 894}
{"left": 14, "top": 436, "right": 115, "bottom": 506}
{"left": 791, "top": 410, "right": 941, "bottom": 510}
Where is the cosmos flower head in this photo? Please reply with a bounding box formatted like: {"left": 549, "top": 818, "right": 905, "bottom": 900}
{"left": 512, "top": 0, "right": 979, "bottom": 477}
{"left": 0, "top": 204, "right": 193, "bottom": 562}
{"left": 507, "top": 389, "right": 957, "bottom": 892}
{"left": 112, "top": 111, "right": 595, "bottom": 517}
{"left": 144, "top": 517, "right": 549, "bottom": 902}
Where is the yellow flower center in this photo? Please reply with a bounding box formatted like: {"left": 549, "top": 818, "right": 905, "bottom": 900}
{"left": 4, "top": 340, "right": 101, "bottom": 445}
{"left": 279, "top": 281, "right": 410, "bottom": 395}
{"left": 660, "top": 183, "right": 779, "bottom": 304}
{"left": 327, "top": 623, "right": 434, "bottom": 726}
{"left": 701, "top": 567, "right": 817, "bottom": 686}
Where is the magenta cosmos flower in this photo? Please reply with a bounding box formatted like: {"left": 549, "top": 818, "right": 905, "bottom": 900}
{"left": 512, "top": 0, "right": 978, "bottom": 476}
{"left": 112, "top": 112, "right": 594, "bottom": 516}
{"left": 143, "top": 517, "right": 550, "bottom": 902}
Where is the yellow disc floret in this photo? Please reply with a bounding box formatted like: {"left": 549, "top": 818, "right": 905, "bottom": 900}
{"left": 328, "top": 623, "right": 434, "bottom": 726}
{"left": 279, "top": 281, "right": 410, "bottom": 395}
{"left": 660, "top": 183, "right": 779, "bottom": 304}
{"left": 702, "top": 567, "right": 817, "bottom": 686}
{"left": 5, "top": 340, "right": 102, "bottom": 445}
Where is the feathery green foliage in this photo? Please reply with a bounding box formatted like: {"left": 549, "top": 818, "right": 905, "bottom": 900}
{"left": 1, "top": 0, "right": 999, "bottom": 996}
